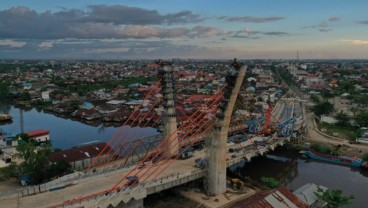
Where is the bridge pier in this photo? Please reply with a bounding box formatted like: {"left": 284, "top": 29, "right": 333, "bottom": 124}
{"left": 160, "top": 65, "right": 179, "bottom": 158}
{"left": 114, "top": 198, "right": 143, "bottom": 208}
{"left": 207, "top": 63, "right": 247, "bottom": 196}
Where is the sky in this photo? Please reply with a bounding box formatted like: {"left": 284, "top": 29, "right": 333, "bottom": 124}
{"left": 0, "top": 0, "right": 368, "bottom": 59}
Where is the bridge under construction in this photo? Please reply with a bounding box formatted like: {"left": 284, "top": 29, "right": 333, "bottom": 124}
{"left": 0, "top": 60, "right": 306, "bottom": 208}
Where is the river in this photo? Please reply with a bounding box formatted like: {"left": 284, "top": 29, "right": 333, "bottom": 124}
{"left": 231, "top": 152, "right": 368, "bottom": 208}
{"left": 0, "top": 103, "right": 157, "bottom": 149}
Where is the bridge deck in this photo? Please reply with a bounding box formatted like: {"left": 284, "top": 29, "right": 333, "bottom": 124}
{"left": 1, "top": 137, "right": 287, "bottom": 208}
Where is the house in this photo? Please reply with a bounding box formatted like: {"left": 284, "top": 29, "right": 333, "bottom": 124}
{"left": 357, "top": 127, "right": 368, "bottom": 144}
{"left": 48, "top": 142, "right": 114, "bottom": 170}
{"left": 41, "top": 90, "right": 51, "bottom": 101}
{"left": 304, "top": 77, "right": 326, "bottom": 90}
{"left": 72, "top": 109, "right": 101, "bottom": 120}
{"left": 293, "top": 183, "right": 328, "bottom": 208}
{"left": 22, "top": 82, "right": 32, "bottom": 90}
{"left": 27, "top": 129, "right": 50, "bottom": 143}
{"left": 233, "top": 188, "right": 308, "bottom": 208}
{"left": 106, "top": 100, "right": 125, "bottom": 108}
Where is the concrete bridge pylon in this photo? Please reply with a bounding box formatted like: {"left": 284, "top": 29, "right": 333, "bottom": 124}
{"left": 207, "top": 62, "right": 247, "bottom": 196}
{"left": 159, "top": 65, "right": 179, "bottom": 158}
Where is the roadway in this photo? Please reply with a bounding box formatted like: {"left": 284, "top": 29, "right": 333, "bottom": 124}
{"left": 0, "top": 135, "right": 287, "bottom": 208}
{"left": 0, "top": 98, "right": 298, "bottom": 208}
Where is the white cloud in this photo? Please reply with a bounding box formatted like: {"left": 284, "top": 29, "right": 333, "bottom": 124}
{"left": 341, "top": 39, "right": 368, "bottom": 45}
{"left": 38, "top": 41, "right": 54, "bottom": 49}
{"left": 84, "top": 47, "right": 130, "bottom": 53}
{"left": 0, "top": 39, "right": 27, "bottom": 48}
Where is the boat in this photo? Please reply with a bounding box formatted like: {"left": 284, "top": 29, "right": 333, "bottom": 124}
{"left": 304, "top": 150, "right": 363, "bottom": 167}
{"left": 361, "top": 162, "right": 368, "bottom": 171}
{"left": 0, "top": 114, "right": 12, "bottom": 121}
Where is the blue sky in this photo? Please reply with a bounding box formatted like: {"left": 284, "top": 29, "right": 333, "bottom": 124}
{"left": 0, "top": 0, "right": 368, "bottom": 59}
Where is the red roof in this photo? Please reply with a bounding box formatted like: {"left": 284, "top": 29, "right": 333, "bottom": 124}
{"left": 233, "top": 188, "right": 308, "bottom": 208}
{"left": 27, "top": 129, "right": 49, "bottom": 137}
{"left": 188, "top": 94, "right": 212, "bottom": 102}
{"left": 48, "top": 142, "right": 113, "bottom": 163}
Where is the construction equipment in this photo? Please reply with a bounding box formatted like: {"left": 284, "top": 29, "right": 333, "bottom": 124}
{"left": 229, "top": 178, "right": 246, "bottom": 193}
{"left": 261, "top": 103, "right": 274, "bottom": 136}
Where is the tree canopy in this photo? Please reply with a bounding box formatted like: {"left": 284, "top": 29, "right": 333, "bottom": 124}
{"left": 355, "top": 111, "right": 368, "bottom": 127}
{"left": 314, "top": 187, "right": 354, "bottom": 208}
{"left": 260, "top": 177, "right": 280, "bottom": 189}
{"left": 312, "top": 101, "right": 334, "bottom": 116}
{"left": 16, "top": 142, "right": 71, "bottom": 184}
{"left": 335, "top": 111, "right": 350, "bottom": 127}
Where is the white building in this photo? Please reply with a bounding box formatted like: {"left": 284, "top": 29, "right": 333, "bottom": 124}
{"left": 41, "top": 91, "right": 51, "bottom": 101}
{"left": 27, "top": 129, "right": 50, "bottom": 143}
{"left": 293, "top": 183, "right": 328, "bottom": 208}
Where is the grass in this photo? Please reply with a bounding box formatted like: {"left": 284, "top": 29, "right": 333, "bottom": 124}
{"left": 319, "top": 122, "right": 358, "bottom": 141}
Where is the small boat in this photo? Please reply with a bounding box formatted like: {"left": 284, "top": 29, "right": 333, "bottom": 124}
{"left": 361, "top": 162, "right": 368, "bottom": 171}
{"left": 304, "top": 150, "right": 363, "bottom": 167}
{"left": 0, "top": 114, "right": 12, "bottom": 121}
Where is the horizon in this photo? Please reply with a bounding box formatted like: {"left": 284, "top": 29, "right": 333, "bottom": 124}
{"left": 1, "top": 0, "right": 368, "bottom": 59}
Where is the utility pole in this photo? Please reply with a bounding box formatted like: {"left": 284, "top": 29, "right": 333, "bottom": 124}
{"left": 19, "top": 108, "right": 24, "bottom": 133}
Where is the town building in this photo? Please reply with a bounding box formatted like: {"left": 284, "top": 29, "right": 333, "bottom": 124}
{"left": 27, "top": 129, "right": 50, "bottom": 143}
{"left": 48, "top": 142, "right": 114, "bottom": 170}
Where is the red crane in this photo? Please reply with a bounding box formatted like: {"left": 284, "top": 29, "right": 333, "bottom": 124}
{"left": 261, "top": 103, "right": 273, "bottom": 135}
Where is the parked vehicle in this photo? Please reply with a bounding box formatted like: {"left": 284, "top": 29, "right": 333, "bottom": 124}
{"left": 125, "top": 176, "right": 139, "bottom": 187}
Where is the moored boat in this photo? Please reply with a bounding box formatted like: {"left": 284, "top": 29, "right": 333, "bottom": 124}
{"left": 304, "top": 150, "right": 363, "bottom": 167}
{"left": 361, "top": 162, "right": 368, "bottom": 171}
{"left": 0, "top": 114, "right": 12, "bottom": 121}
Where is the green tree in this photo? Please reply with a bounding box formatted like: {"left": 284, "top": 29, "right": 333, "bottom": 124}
{"left": 16, "top": 142, "right": 52, "bottom": 184}
{"left": 355, "top": 111, "right": 368, "bottom": 127}
{"left": 349, "top": 107, "right": 359, "bottom": 118}
{"left": 335, "top": 111, "right": 350, "bottom": 127}
{"left": 16, "top": 133, "right": 30, "bottom": 142}
{"left": 0, "top": 162, "right": 19, "bottom": 181}
{"left": 338, "top": 81, "right": 355, "bottom": 92}
{"left": 310, "top": 94, "right": 321, "bottom": 104}
{"left": 312, "top": 101, "right": 334, "bottom": 116}
{"left": 0, "top": 80, "right": 11, "bottom": 99}
{"left": 314, "top": 187, "right": 354, "bottom": 208}
{"left": 260, "top": 177, "right": 280, "bottom": 189}
{"left": 48, "top": 160, "right": 72, "bottom": 178}
{"left": 353, "top": 95, "right": 368, "bottom": 107}
{"left": 19, "top": 92, "right": 31, "bottom": 101}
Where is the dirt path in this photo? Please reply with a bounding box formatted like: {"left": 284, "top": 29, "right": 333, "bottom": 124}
{"left": 305, "top": 112, "right": 368, "bottom": 156}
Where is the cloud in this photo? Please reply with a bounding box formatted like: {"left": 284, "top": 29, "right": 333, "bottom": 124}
{"left": 221, "top": 16, "right": 285, "bottom": 23}
{"left": 84, "top": 47, "right": 130, "bottom": 53}
{"left": 262, "top": 32, "right": 289, "bottom": 36}
{"left": 86, "top": 5, "right": 203, "bottom": 25}
{"left": 303, "top": 21, "right": 334, "bottom": 33}
{"left": 319, "top": 28, "right": 333, "bottom": 33}
{"left": 190, "top": 26, "right": 222, "bottom": 38}
{"left": 303, "top": 21, "right": 328, "bottom": 29}
{"left": 0, "top": 39, "right": 27, "bottom": 47}
{"left": 38, "top": 42, "right": 54, "bottom": 49}
{"left": 329, "top": 17, "right": 340, "bottom": 22}
{"left": 231, "top": 29, "right": 289, "bottom": 38}
{"left": 357, "top": 20, "right": 368, "bottom": 25}
{"left": 230, "top": 35, "right": 260, "bottom": 39}
{"left": 341, "top": 39, "right": 368, "bottom": 45}
{"left": 0, "top": 6, "right": 202, "bottom": 39}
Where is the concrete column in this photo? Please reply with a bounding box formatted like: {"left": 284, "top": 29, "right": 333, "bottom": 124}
{"left": 207, "top": 65, "right": 246, "bottom": 195}
{"left": 161, "top": 66, "right": 179, "bottom": 158}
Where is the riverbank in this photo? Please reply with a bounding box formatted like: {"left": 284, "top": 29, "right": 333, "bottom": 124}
{"left": 228, "top": 147, "right": 368, "bottom": 208}
{"left": 304, "top": 111, "right": 368, "bottom": 157}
